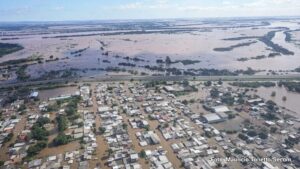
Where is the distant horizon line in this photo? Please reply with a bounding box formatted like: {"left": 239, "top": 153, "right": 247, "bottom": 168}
{"left": 0, "top": 15, "right": 300, "bottom": 24}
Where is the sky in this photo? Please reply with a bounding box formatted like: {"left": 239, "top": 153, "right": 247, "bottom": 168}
{"left": 0, "top": 0, "right": 300, "bottom": 21}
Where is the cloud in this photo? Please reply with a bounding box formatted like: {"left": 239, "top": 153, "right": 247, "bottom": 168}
{"left": 118, "top": 0, "right": 176, "bottom": 10}
{"left": 0, "top": 6, "right": 31, "bottom": 16}
{"left": 1, "top": 0, "right": 299, "bottom": 21}
{"left": 119, "top": 2, "right": 143, "bottom": 10}
{"left": 116, "top": 0, "right": 300, "bottom": 17}
{"left": 53, "top": 6, "right": 64, "bottom": 11}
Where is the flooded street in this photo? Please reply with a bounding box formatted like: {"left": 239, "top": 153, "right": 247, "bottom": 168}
{"left": 0, "top": 116, "right": 27, "bottom": 162}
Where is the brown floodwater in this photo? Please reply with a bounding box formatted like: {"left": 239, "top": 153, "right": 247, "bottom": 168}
{"left": 38, "top": 86, "right": 79, "bottom": 101}
{"left": 1, "top": 19, "right": 300, "bottom": 82}
{"left": 254, "top": 86, "right": 300, "bottom": 114}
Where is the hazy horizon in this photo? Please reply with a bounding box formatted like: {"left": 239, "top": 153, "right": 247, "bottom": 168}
{"left": 1, "top": 16, "right": 300, "bottom": 24}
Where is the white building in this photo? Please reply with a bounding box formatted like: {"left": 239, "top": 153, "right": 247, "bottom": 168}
{"left": 202, "top": 113, "right": 224, "bottom": 123}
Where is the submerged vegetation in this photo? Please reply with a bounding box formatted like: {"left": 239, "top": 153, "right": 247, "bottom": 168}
{"left": 0, "top": 43, "right": 24, "bottom": 57}
{"left": 259, "top": 31, "right": 294, "bottom": 55}
{"left": 229, "top": 82, "right": 276, "bottom": 88}
{"left": 214, "top": 41, "right": 257, "bottom": 52}
{"left": 144, "top": 65, "right": 258, "bottom": 76}
{"left": 284, "top": 29, "right": 300, "bottom": 45}
{"left": 70, "top": 47, "right": 89, "bottom": 56}
{"left": 222, "top": 30, "right": 295, "bottom": 56}
{"left": 0, "top": 56, "right": 43, "bottom": 67}
{"left": 278, "top": 81, "right": 300, "bottom": 93}
{"left": 156, "top": 57, "right": 201, "bottom": 65}
{"left": 237, "top": 53, "right": 281, "bottom": 62}
{"left": 16, "top": 65, "right": 31, "bottom": 81}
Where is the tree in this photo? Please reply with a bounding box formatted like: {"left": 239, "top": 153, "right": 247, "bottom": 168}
{"left": 270, "top": 127, "right": 277, "bottom": 133}
{"left": 221, "top": 93, "right": 234, "bottom": 106}
{"left": 53, "top": 133, "right": 71, "bottom": 146}
{"left": 46, "top": 102, "right": 59, "bottom": 112}
{"left": 139, "top": 149, "right": 146, "bottom": 158}
{"left": 182, "top": 80, "right": 189, "bottom": 86}
{"left": 27, "top": 141, "right": 47, "bottom": 157}
{"left": 218, "top": 79, "right": 223, "bottom": 85}
{"left": 282, "top": 96, "right": 287, "bottom": 101}
{"left": 228, "top": 114, "right": 236, "bottom": 119}
{"left": 122, "top": 123, "right": 128, "bottom": 130}
{"left": 36, "top": 117, "right": 50, "bottom": 127}
{"left": 238, "top": 133, "right": 248, "bottom": 141}
{"left": 224, "top": 150, "right": 231, "bottom": 157}
{"left": 65, "top": 106, "right": 76, "bottom": 116}
{"left": 144, "top": 125, "right": 150, "bottom": 131}
{"left": 16, "top": 65, "right": 30, "bottom": 81}
{"left": 57, "top": 115, "right": 68, "bottom": 132}
{"left": 204, "top": 81, "right": 212, "bottom": 87}
{"left": 266, "top": 100, "right": 277, "bottom": 111}
{"left": 271, "top": 91, "right": 276, "bottom": 97}
{"left": 31, "top": 125, "right": 49, "bottom": 141}
{"left": 108, "top": 148, "right": 113, "bottom": 156}
{"left": 3, "top": 133, "right": 13, "bottom": 143}
{"left": 78, "top": 122, "right": 84, "bottom": 127}
{"left": 210, "top": 88, "right": 219, "bottom": 98}
{"left": 234, "top": 148, "right": 243, "bottom": 155}
{"left": 99, "top": 127, "right": 106, "bottom": 134}
{"left": 258, "top": 132, "right": 268, "bottom": 140}
{"left": 247, "top": 130, "right": 257, "bottom": 137}
{"left": 182, "top": 100, "right": 188, "bottom": 105}
{"left": 189, "top": 99, "right": 195, "bottom": 104}
{"left": 64, "top": 96, "right": 81, "bottom": 116}
{"left": 237, "top": 97, "right": 245, "bottom": 104}
{"left": 165, "top": 56, "right": 172, "bottom": 65}
{"left": 262, "top": 112, "right": 278, "bottom": 120}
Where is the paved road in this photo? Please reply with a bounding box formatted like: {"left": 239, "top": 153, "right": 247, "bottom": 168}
{"left": 1, "top": 74, "right": 300, "bottom": 88}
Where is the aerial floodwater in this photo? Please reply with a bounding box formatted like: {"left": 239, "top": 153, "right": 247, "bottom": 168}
{"left": 1, "top": 18, "right": 300, "bottom": 82}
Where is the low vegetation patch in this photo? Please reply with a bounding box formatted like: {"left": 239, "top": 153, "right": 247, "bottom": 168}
{"left": 229, "top": 82, "right": 276, "bottom": 88}
{"left": 0, "top": 42, "right": 24, "bottom": 57}
{"left": 278, "top": 81, "right": 300, "bottom": 93}
{"left": 27, "top": 141, "right": 47, "bottom": 158}
{"left": 214, "top": 41, "right": 257, "bottom": 52}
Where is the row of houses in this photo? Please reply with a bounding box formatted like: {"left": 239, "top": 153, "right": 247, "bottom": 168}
{"left": 144, "top": 147, "right": 173, "bottom": 169}
{"left": 96, "top": 83, "right": 142, "bottom": 169}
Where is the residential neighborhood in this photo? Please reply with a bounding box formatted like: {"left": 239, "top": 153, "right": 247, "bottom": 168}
{"left": 0, "top": 80, "right": 299, "bottom": 169}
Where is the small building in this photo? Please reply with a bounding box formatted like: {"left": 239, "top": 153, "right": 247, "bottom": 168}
{"left": 164, "top": 86, "right": 176, "bottom": 92}
{"left": 29, "top": 91, "right": 39, "bottom": 98}
{"left": 202, "top": 113, "right": 224, "bottom": 124}
{"left": 247, "top": 98, "right": 263, "bottom": 104}
{"left": 262, "top": 162, "right": 279, "bottom": 169}
{"left": 212, "top": 105, "right": 230, "bottom": 113}
{"left": 130, "top": 153, "right": 139, "bottom": 162}
{"left": 98, "top": 106, "right": 112, "bottom": 113}
{"left": 28, "top": 159, "right": 42, "bottom": 168}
